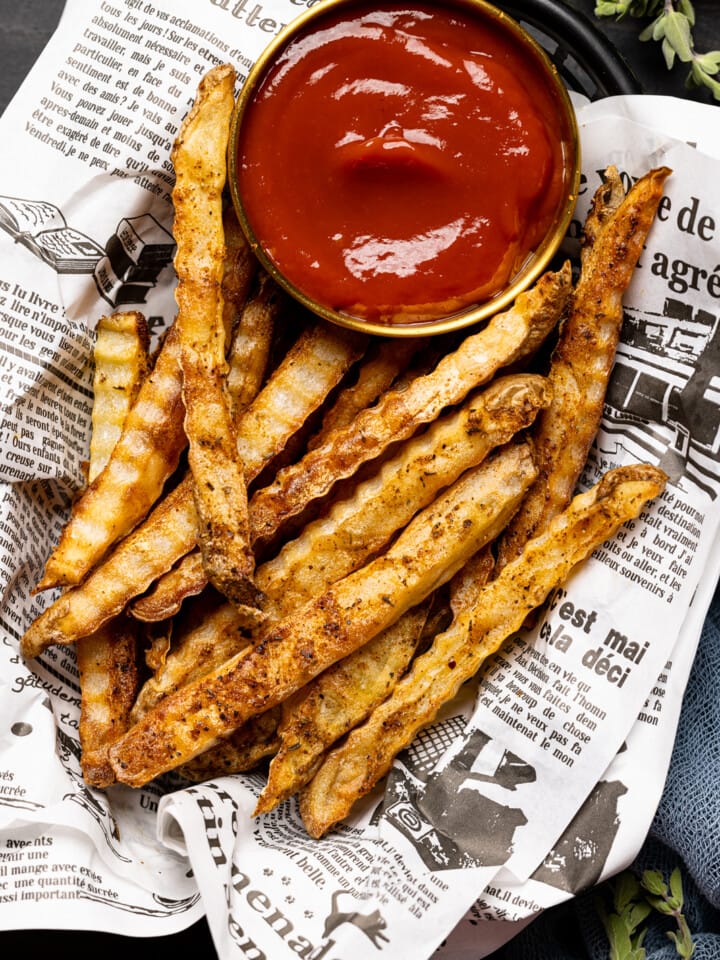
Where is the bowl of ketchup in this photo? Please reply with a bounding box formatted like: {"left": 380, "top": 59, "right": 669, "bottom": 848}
{"left": 228, "top": 0, "right": 580, "bottom": 336}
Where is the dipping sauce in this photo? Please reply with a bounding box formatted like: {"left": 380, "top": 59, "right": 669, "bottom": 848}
{"left": 234, "top": 0, "right": 576, "bottom": 326}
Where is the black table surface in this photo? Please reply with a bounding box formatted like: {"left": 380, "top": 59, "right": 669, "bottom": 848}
{"left": 1, "top": 1, "right": 719, "bottom": 957}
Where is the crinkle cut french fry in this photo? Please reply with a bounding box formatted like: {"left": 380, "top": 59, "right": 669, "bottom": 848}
{"left": 77, "top": 614, "right": 140, "bottom": 787}
{"left": 235, "top": 320, "right": 367, "bottom": 480}
{"left": 89, "top": 312, "right": 150, "bottom": 483}
{"left": 130, "top": 550, "right": 206, "bottom": 623}
{"left": 21, "top": 478, "right": 199, "bottom": 660}
{"left": 227, "top": 270, "right": 282, "bottom": 423}
{"left": 108, "top": 441, "right": 539, "bottom": 786}
{"left": 579, "top": 165, "right": 625, "bottom": 267}
{"left": 495, "top": 166, "right": 671, "bottom": 571}
{"left": 179, "top": 706, "right": 282, "bottom": 782}
{"left": 248, "top": 263, "right": 571, "bottom": 548}
{"left": 257, "top": 373, "right": 551, "bottom": 621}
{"left": 172, "top": 63, "right": 257, "bottom": 610}
{"left": 305, "top": 336, "right": 426, "bottom": 452}
{"left": 254, "top": 600, "right": 431, "bottom": 815}
{"left": 130, "top": 596, "right": 250, "bottom": 722}
{"left": 220, "top": 201, "right": 256, "bottom": 348}
{"left": 299, "top": 463, "right": 668, "bottom": 838}
{"left": 77, "top": 311, "right": 150, "bottom": 785}
{"left": 37, "top": 323, "right": 187, "bottom": 591}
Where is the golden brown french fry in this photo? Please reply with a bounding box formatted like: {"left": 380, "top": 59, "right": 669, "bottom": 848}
{"left": 77, "top": 615, "right": 140, "bottom": 787}
{"left": 78, "top": 314, "right": 151, "bottom": 786}
{"left": 580, "top": 165, "right": 626, "bottom": 267}
{"left": 88, "top": 312, "right": 150, "bottom": 483}
{"left": 220, "top": 201, "right": 256, "bottom": 348}
{"left": 179, "top": 707, "right": 282, "bottom": 781}
{"left": 305, "top": 336, "right": 426, "bottom": 451}
{"left": 21, "top": 479, "right": 198, "bottom": 659}
{"left": 257, "top": 373, "right": 551, "bottom": 621}
{"left": 129, "top": 551, "right": 207, "bottom": 623}
{"left": 172, "top": 63, "right": 258, "bottom": 610}
{"left": 226, "top": 269, "right": 282, "bottom": 423}
{"left": 299, "top": 463, "right": 667, "bottom": 837}
{"left": 495, "top": 166, "right": 671, "bottom": 570}
{"left": 235, "top": 320, "right": 367, "bottom": 479}
{"left": 130, "top": 596, "right": 250, "bottom": 722}
{"left": 254, "top": 600, "right": 431, "bottom": 814}
{"left": 108, "top": 441, "right": 539, "bottom": 786}
{"left": 248, "top": 264, "right": 570, "bottom": 548}
{"left": 37, "top": 324, "right": 187, "bottom": 591}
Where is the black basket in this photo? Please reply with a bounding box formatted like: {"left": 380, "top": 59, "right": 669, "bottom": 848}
{"left": 497, "top": 0, "right": 641, "bottom": 99}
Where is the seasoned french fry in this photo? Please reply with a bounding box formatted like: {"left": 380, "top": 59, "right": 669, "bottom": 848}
{"left": 108, "top": 441, "right": 539, "bottom": 786}
{"left": 248, "top": 264, "right": 570, "bottom": 547}
{"left": 172, "top": 63, "right": 258, "bottom": 610}
{"left": 130, "top": 596, "right": 250, "bottom": 722}
{"left": 77, "top": 315, "right": 151, "bottom": 785}
{"left": 254, "top": 600, "right": 431, "bottom": 814}
{"left": 77, "top": 614, "right": 141, "bottom": 787}
{"left": 256, "top": 373, "right": 551, "bottom": 620}
{"left": 220, "top": 202, "right": 256, "bottom": 348}
{"left": 88, "top": 312, "right": 150, "bottom": 483}
{"left": 580, "top": 164, "right": 625, "bottom": 267}
{"left": 305, "top": 336, "right": 425, "bottom": 451}
{"left": 179, "top": 706, "right": 282, "bottom": 781}
{"left": 299, "top": 463, "right": 667, "bottom": 837}
{"left": 37, "top": 324, "right": 187, "bottom": 590}
{"left": 226, "top": 269, "right": 281, "bottom": 423}
{"left": 129, "top": 551, "right": 206, "bottom": 622}
{"left": 21, "top": 478, "right": 199, "bottom": 659}
{"left": 495, "top": 166, "right": 671, "bottom": 570}
{"left": 235, "top": 320, "right": 367, "bottom": 478}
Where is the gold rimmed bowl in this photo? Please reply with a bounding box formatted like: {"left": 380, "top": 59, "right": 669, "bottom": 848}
{"left": 228, "top": 0, "right": 580, "bottom": 337}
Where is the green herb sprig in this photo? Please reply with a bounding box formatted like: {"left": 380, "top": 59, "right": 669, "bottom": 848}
{"left": 594, "top": 1, "right": 720, "bottom": 100}
{"left": 597, "top": 867, "right": 695, "bottom": 959}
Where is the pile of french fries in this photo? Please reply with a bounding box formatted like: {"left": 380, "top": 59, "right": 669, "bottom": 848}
{"left": 20, "top": 64, "right": 672, "bottom": 838}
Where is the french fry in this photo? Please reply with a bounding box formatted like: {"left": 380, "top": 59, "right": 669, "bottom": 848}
{"left": 36, "top": 323, "right": 187, "bottom": 590}
{"left": 226, "top": 269, "right": 282, "bottom": 423}
{"left": 248, "top": 264, "right": 571, "bottom": 548}
{"left": 235, "top": 320, "right": 367, "bottom": 478}
{"left": 299, "top": 463, "right": 667, "bottom": 837}
{"left": 88, "top": 311, "right": 150, "bottom": 483}
{"left": 76, "top": 312, "right": 152, "bottom": 785}
{"left": 108, "top": 441, "right": 539, "bottom": 786}
{"left": 172, "top": 63, "right": 258, "bottom": 610}
{"left": 34, "top": 320, "right": 369, "bottom": 639}
{"left": 256, "top": 373, "right": 551, "bottom": 621}
{"left": 220, "top": 202, "right": 256, "bottom": 348}
{"left": 129, "top": 551, "right": 206, "bottom": 623}
{"left": 305, "top": 336, "right": 426, "bottom": 451}
{"left": 21, "top": 478, "right": 199, "bottom": 659}
{"left": 495, "top": 166, "right": 671, "bottom": 569}
{"left": 179, "top": 706, "right": 282, "bottom": 781}
{"left": 256, "top": 547, "right": 493, "bottom": 813}
{"left": 579, "top": 164, "right": 626, "bottom": 267}
{"left": 129, "top": 595, "right": 250, "bottom": 722}
{"left": 77, "top": 614, "right": 141, "bottom": 787}
{"left": 254, "top": 600, "right": 431, "bottom": 814}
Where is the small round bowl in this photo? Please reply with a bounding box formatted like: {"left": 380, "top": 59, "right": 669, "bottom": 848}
{"left": 228, "top": 0, "right": 580, "bottom": 338}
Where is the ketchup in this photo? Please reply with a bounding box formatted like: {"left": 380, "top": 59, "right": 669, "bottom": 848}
{"left": 236, "top": 1, "right": 574, "bottom": 325}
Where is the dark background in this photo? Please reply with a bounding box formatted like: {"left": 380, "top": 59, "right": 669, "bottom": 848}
{"left": 1, "top": 0, "right": 718, "bottom": 957}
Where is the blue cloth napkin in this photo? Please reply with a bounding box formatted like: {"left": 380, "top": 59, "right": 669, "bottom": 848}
{"left": 489, "top": 580, "right": 720, "bottom": 959}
